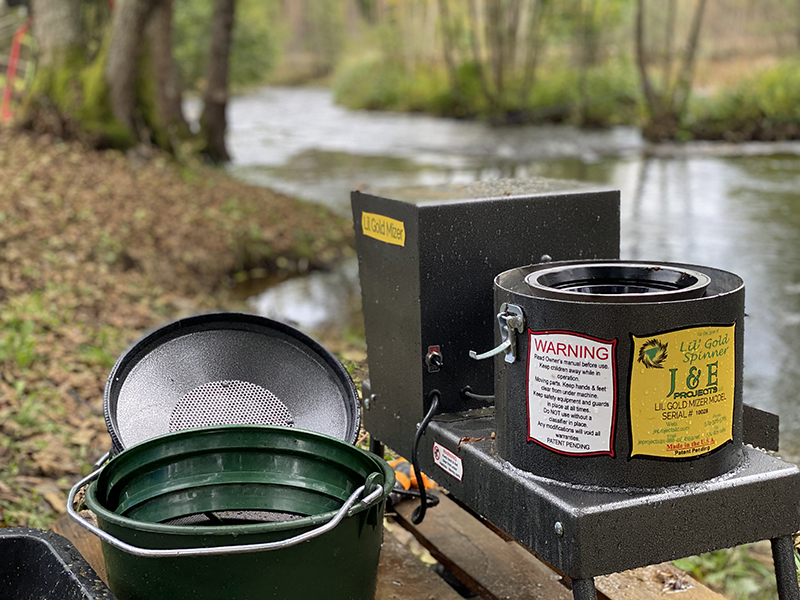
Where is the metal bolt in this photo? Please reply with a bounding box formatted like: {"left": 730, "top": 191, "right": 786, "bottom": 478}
{"left": 540, "top": 254, "right": 553, "bottom": 263}
{"left": 554, "top": 522, "right": 564, "bottom": 536}
{"left": 363, "top": 393, "right": 376, "bottom": 410}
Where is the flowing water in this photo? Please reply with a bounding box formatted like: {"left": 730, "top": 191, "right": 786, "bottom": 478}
{"left": 224, "top": 86, "right": 800, "bottom": 463}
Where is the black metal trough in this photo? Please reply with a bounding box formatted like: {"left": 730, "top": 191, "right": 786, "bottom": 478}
{"left": 0, "top": 527, "right": 114, "bottom": 599}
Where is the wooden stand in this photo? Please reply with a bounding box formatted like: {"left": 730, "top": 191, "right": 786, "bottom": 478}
{"left": 53, "top": 495, "right": 727, "bottom": 600}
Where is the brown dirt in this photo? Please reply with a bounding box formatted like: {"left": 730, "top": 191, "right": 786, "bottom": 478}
{"left": 0, "top": 127, "right": 359, "bottom": 528}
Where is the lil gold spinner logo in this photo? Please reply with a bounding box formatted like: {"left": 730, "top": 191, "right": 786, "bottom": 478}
{"left": 637, "top": 338, "right": 668, "bottom": 369}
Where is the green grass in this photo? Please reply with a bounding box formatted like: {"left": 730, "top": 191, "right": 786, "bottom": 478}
{"left": 674, "top": 544, "right": 788, "bottom": 599}
{"left": 686, "top": 59, "right": 800, "bottom": 141}
{"left": 0, "top": 317, "right": 37, "bottom": 369}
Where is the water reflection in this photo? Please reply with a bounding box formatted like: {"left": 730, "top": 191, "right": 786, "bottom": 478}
{"left": 226, "top": 86, "right": 641, "bottom": 216}
{"left": 247, "top": 258, "right": 362, "bottom": 335}
{"left": 228, "top": 87, "right": 800, "bottom": 462}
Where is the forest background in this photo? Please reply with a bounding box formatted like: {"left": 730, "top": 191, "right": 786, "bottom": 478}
{"left": 4, "top": 0, "right": 800, "bottom": 153}
{"left": 0, "top": 2, "right": 798, "bottom": 600}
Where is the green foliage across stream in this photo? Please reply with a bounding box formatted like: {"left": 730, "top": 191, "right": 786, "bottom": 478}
{"left": 333, "top": 52, "right": 800, "bottom": 142}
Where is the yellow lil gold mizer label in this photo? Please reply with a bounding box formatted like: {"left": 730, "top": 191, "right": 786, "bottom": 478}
{"left": 629, "top": 324, "right": 735, "bottom": 459}
{"left": 361, "top": 212, "right": 406, "bottom": 247}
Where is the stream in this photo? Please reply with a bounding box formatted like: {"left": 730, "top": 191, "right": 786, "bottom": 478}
{"left": 222, "top": 86, "right": 800, "bottom": 463}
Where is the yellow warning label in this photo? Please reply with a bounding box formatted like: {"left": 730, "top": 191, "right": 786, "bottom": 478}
{"left": 630, "top": 324, "right": 735, "bottom": 459}
{"left": 361, "top": 212, "right": 405, "bottom": 247}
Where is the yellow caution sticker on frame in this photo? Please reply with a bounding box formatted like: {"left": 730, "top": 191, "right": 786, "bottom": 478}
{"left": 361, "top": 212, "right": 406, "bottom": 247}
{"left": 630, "top": 324, "right": 735, "bottom": 459}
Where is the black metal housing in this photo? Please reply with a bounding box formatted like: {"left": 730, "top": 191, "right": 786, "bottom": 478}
{"left": 419, "top": 414, "right": 800, "bottom": 580}
{"left": 352, "top": 178, "right": 800, "bottom": 599}
{"left": 495, "top": 261, "right": 745, "bottom": 489}
{"left": 352, "top": 179, "right": 620, "bottom": 459}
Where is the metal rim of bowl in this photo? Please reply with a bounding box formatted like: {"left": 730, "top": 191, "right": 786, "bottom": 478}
{"left": 524, "top": 262, "right": 712, "bottom": 303}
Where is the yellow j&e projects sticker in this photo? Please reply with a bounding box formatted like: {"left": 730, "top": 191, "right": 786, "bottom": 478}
{"left": 629, "top": 324, "right": 735, "bottom": 459}
{"left": 361, "top": 211, "right": 405, "bottom": 247}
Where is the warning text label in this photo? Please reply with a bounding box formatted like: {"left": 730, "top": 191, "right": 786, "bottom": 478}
{"left": 433, "top": 441, "right": 463, "bottom": 481}
{"left": 527, "top": 331, "right": 617, "bottom": 456}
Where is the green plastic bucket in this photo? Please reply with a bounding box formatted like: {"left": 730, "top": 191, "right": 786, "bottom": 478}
{"left": 69, "top": 425, "right": 394, "bottom": 600}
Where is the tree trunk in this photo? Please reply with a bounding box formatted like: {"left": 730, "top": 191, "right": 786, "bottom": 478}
{"left": 672, "top": 0, "right": 707, "bottom": 120}
{"left": 635, "top": 0, "right": 659, "bottom": 122}
{"left": 577, "top": 0, "right": 596, "bottom": 125}
{"left": 519, "top": 0, "right": 546, "bottom": 106}
{"left": 24, "top": 0, "right": 206, "bottom": 153}
{"left": 437, "top": 0, "right": 468, "bottom": 110}
{"left": 23, "top": 0, "right": 83, "bottom": 137}
{"left": 30, "top": 0, "right": 82, "bottom": 69}
{"left": 797, "top": 0, "right": 800, "bottom": 50}
{"left": 661, "top": 0, "right": 676, "bottom": 95}
{"left": 149, "top": 0, "right": 190, "bottom": 145}
{"left": 105, "top": 0, "right": 160, "bottom": 139}
{"left": 636, "top": 0, "right": 707, "bottom": 141}
{"left": 200, "top": 0, "right": 236, "bottom": 163}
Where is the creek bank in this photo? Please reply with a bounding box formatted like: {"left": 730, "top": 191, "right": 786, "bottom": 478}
{"left": 0, "top": 128, "right": 359, "bottom": 528}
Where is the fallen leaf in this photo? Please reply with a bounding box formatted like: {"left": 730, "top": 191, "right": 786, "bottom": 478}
{"left": 457, "top": 436, "right": 486, "bottom": 451}
{"left": 34, "top": 481, "right": 66, "bottom": 515}
{"left": 0, "top": 481, "right": 21, "bottom": 503}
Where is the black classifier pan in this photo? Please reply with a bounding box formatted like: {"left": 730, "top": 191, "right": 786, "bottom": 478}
{"left": 104, "top": 313, "right": 360, "bottom": 453}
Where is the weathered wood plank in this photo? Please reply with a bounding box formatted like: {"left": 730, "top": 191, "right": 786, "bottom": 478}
{"left": 377, "top": 532, "right": 463, "bottom": 600}
{"left": 52, "top": 513, "right": 108, "bottom": 585}
{"left": 393, "top": 495, "right": 573, "bottom": 600}
{"left": 394, "top": 495, "right": 726, "bottom": 600}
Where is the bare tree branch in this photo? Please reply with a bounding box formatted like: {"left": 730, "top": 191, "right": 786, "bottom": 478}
{"left": 662, "top": 0, "right": 676, "bottom": 97}
{"left": 437, "top": 0, "right": 463, "bottom": 104}
{"left": 519, "top": 0, "right": 546, "bottom": 106}
{"left": 468, "top": 0, "right": 498, "bottom": 109}
{"left": 673, "top": 0, "right": 708, "bottom": 120}
{"left": 635, "top": 0, "right": 660, "bottom": 120}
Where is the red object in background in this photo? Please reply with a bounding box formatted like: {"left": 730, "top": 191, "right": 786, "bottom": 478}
{"left": 1, "top": 20, "right": 30, "bottom": 122}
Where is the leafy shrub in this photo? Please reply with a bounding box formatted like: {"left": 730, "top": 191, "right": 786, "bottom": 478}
{"left": 687, "top": 60, "right": 800, "bottom": 141}
{"left": 332, "top": 54, "right": 452, "bottom": 114}
{"left": 334, "top": 53, "right": 640, "bottom": 127}
{"left": 674, "top": 545, "right": 779, "bottom": 600}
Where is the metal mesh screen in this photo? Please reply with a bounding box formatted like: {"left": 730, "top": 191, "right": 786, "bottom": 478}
{"left": 169, "top": 379, "right": 294, "bottom": 432}
{"left": 163, "top": 510, "right": 303, "bottom": 526}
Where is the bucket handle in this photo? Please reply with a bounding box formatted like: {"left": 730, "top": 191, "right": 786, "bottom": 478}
{"left": 67, "top": 468, "right": 383, "bottom": 558}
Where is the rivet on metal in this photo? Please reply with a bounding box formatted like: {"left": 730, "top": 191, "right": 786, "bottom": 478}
{"left": 554, "top": 522, "right": 564, "bottom": 536}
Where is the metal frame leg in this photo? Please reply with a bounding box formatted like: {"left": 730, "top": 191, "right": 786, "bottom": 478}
{"left": 572, "top": 578, "right": 597, "bottom": 600}
{"left": 772, "top": 535, "right": 800, "bottom": 600}
{"left": 369, "top": 436, "right": 384, "bottom": 458}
